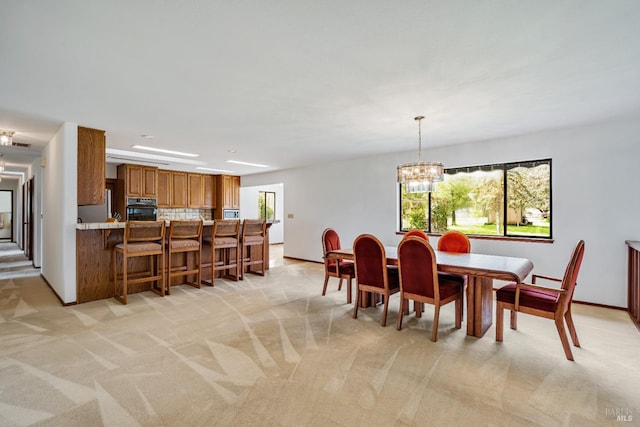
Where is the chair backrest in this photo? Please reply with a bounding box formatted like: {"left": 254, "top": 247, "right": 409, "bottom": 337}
{"left": 214, "top": 219, "right": 240, "bottom": 238}
{"left": 322, "top": 228, "right": 341, "bottom": 270}
{"left": 242, "top": 219, "right": 266, "bottom": 241}
{"left": 404, "top": 229, "right": 430, "bottom": 242}
{"left": 437, "top": 230, "right": 470, "bottom": 253}
{"left": 125, "top": 221, "right": 165, "bottom": 244}
{"left": 169, "top": 219, "right": 203, "bottom": 240}
{"left": 560, "top": 240, "right": 585, "bottom": 308}
{"left": 397, "top": 236, "right": 439, "bottom": 299}
{"left": 353, "top": 234, "right": 388, "bottom": 291}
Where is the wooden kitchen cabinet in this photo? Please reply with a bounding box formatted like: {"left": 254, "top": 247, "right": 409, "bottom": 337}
{"left": 171, "top": 171, "right": 188, "bottom": 207}
{"left": 188, "top": 173, "right": 204, "bottom": 208}
{"left": 215, "top": 175, "right": 241, "bottom": 218}
{"left": 118, "top": 164, "right": 158, "bottom": 198}
{"left": 77, "top": 126, "right": 105, "bottom": 205}
{"left": 203, "top": 174, "right": 216, "bottom": 208}
{"left": 157, "top": 170, "right": 171, "bottom": 208}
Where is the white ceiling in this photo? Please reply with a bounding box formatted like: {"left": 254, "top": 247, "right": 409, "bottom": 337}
{"left": 1, "top": 1, "right": 640, "bottom": 176}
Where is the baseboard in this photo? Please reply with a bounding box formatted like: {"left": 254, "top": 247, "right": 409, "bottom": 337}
{"left": 572, "top": 299, "right": 626, "bottom": 311}
{"left": 40, "top": 274, "right": 76, "bottom": 307}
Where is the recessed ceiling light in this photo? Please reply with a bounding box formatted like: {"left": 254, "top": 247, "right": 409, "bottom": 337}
{"left": 132, "top": 145, "right": 199, "bottom": 157}
{"left": 226, "top": 160, "right": 269, "bottom": 168}
{"left": 227, "top": 149, "right": 237, "bottom": 154}
{"left": 140, "top": 134, "right": 154, "bottom": 139}
{"left": 196, "top": 167, "right": 235, "bottom": 173}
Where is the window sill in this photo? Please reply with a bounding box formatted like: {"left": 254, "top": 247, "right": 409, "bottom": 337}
{"left": 396, "top": 231, "right": 554, "bottom": 244}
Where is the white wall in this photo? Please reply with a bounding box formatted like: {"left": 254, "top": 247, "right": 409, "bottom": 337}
{"left": 239, "top": 183, "right": 284, "bottom": 244}
{"left": 42, "top": 122, "right": 77, "bottom": 304}
{"left": 242, "top": 116, "right": 640, "bottom": 308}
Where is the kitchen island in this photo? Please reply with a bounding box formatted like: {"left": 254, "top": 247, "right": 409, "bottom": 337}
{"left": 76, "top": 220, "right": 276, "bottom": 304}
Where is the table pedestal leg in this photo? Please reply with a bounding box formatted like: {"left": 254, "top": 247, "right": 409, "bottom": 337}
{"left": 466, "top": 275, "right": 494, "bottom": 337}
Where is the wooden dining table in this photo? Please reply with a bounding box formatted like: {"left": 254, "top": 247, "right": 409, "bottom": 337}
{"left": 327, "top": 246, "right": 534, "bottom": 338}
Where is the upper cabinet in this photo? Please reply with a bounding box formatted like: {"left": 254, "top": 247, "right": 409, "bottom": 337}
{"left": 77, "top": 126, "right": 105, "bottom": 205}
{"left": 171, "top": 171, "right": 188, "bottom": 207}
{"left": 157, "top": 170, "right": 171, "bottom": 208}
{"left": 157, "top": 170, "right": 216, "bottom": 209}
{"left": 203, "top": 174, "right": 216, "bottom": 209}
{"left": 117, "top": 164, "right": 158, "bottom": 198}
{"left": 215, "top": 175, "right": 241, "bottom": 216}
{"left": 187, "top": 173, "right": 204, "bottom": 208}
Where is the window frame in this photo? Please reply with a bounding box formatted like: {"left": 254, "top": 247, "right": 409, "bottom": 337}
{"left": 258, "top": 191, "right": 276, "bottom": 221}
{"left": 398, "top": 158, "right": 552, "bottom": 240}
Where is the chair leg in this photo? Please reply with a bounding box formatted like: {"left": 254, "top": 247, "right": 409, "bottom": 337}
{"left": 381, "top": 292, "right": 389, "bottom": 327}
{"left": 322, "top": 273, "right": 330, "bottom": 296}
{"left": 415, "top": 301, "right": 423, "bottom": 318}
{"left": 338, "top": 277, "right": 343, "bottom": 291}
{"left": 496, "top": 302, "right": 504, "bottom": 342}
{"left": 554, "top": 317, "right": 575, "bottom": 361}
{"left": 121, "top": 255, "right": 128, "bottom": 305}
{"left": 397, "top": 297, "right": 405, "bottom": 330}
{"left": 454, "top": 298, "right": 462, "bottom": 329}
{"left": 353, "top": 287, "right": 360, "bottom": 319}
{"left": 431, "top": 305, "right": 440, "bottom": 342}
{"left": 346, "top": 276, "right": 352, "bottom": 304}
{"left": 565, "top": 306, "right": 581, "bottom": 347}
{"left": 510, "top": 310, "right": 518, "bottom": 330}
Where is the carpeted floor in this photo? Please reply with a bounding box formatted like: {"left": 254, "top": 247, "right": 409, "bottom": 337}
{"left": 0, "top": 243, "right": 39, "bottom": 280}
{"left": 0, "top": 259, "right": 639, "bottom": 426}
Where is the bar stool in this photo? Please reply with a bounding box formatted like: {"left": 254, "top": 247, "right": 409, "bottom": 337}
{"left": 166, "top": 219, "right": 203, "bottom": 294}
{"left": 202, "top": 219, "right": 241, "bottom": 285}
{"left": 240, "top": 219, "right": 267, "bottom": 279}
{"left": 112, "top": 221, "right": 165, "bottom": 305}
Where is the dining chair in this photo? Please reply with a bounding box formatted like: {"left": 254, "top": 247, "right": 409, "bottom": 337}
{"left": 403, "top": 229, "right": 430, "bottom": 242}
{"left": 495, "top": 240, "right": 585, "bottom": 360}
{"left": 321, "top": 228, "right": 355, "bottom": 303}
{"left": 352, "top": 234, "right": 400, "bottom": 326}
{"left": 397, "top": 236, "right": 463, "bottom": 341}
{"left": 436, "top": 230, "right": 470, "bottom": 291}
{"left": 437, "top": 230, "right": 470, "bottom": 253}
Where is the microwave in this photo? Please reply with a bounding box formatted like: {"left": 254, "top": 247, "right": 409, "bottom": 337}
{"left": 223, "top": 209, "right": 240, "bottom": 219}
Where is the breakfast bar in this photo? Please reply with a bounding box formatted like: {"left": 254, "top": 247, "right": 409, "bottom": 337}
{"left": 75, "top": 220, "right": 276, "bottom": 304}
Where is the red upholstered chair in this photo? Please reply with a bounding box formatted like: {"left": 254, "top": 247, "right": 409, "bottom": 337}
{"left": 436, "top": 230, "right": 470, "bottom": 289}
{"left": 397, "top": 236, "right": 463, "bottom": 341}
{"left": 321, "top": 228, "right": 355, "bottom": 303}
{"left": 404, "top": 229, "right": 430, "bottom": 242}
{"left": 437, "top": 230, "right": 470, "bottom": 253}
{"left": 352, "top": 234, "right": 400, "bottom": 326}
{"left": 496, "top": 240, "right": 585, "bottom": 361}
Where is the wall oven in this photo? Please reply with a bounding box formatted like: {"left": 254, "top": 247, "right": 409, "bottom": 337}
{"left": 126, "top": 198, "right": 158, "bottom": 221}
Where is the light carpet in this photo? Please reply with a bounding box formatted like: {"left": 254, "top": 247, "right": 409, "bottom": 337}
{"left": 1, "top": 261, "right": 639, "bottom": 426}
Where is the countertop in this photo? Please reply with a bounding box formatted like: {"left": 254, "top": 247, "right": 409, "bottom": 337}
{"left": 76, "top": 219, "right": 279, "bottom": 230}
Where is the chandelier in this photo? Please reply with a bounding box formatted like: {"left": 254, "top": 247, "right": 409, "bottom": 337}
{"left": 0, "top": 130, "right": 14, "bottom": 146}
{"left": 397, "top": 116, "right": 443, "bottom": 193}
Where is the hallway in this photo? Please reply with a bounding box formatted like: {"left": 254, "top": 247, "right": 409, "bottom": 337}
{"left": 0, "top": 242, "right": 39, "bottom": 280}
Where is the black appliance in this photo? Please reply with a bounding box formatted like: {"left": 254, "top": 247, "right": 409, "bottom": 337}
{"left": 126, "top": 198, "right": 158, "bottom": 221}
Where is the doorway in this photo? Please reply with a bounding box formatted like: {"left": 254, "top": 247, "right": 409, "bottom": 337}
{"left": 0, "top": 190, "right": 13, "bottom": 242}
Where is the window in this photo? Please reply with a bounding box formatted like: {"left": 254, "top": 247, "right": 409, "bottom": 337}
{"left": 399, "top": 159, "right": 551, "bottom": 239}
{"left": 258, "top": 191, "right": 275, "bottom": 220}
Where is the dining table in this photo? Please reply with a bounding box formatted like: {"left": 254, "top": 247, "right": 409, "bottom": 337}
{"left": 326, "top": 246, "right": 534, "bottom": 338}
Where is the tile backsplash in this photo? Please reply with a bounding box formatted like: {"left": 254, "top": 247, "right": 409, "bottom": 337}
{"left": 157, "top": 208, "right": 213, "bottom": 221}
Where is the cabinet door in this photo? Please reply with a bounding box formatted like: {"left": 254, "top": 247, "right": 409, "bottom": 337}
{"left": 222, "top": 175, "right": 233, "bottom": 208}
{"left": 157, "top": 170, "right": 171, "bottom": 207}
{"left": 172, "top": 172, "right": 187, "bottom": 207}
{"left": 231, "top": 175, "right": 241, "bottom": 209}
{"left": 126, "top": 165, "right": 143, "bottom": 197}
{"left": 203, "top": 175, "right": 216, "bottom": 208}
{"left": 142, "top": 167, "right": 157, "bottom": 197}
{"left": 188, "top": 173, "right": 204, "bottom": 208}
{"left": 77, "top": 126, "right": 105, "bottom": 205}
